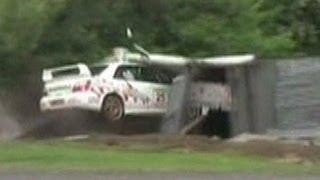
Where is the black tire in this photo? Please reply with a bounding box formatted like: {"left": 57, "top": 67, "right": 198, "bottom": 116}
{"left": 101, "top": 95, "right": 125, "bottom": 133}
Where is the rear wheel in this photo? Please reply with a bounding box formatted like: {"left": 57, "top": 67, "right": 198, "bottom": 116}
{"left": 102, "top": 95, "right": 125, "bottom": 133}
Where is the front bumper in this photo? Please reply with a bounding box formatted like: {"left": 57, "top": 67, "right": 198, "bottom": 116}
{"left": 40, "top": 92, "right": 100, "bottom": 112}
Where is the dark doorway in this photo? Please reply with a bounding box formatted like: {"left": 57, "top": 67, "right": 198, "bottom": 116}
{"left": 193, "top": 67, "right": 227, "bottom": 83}
{"left": 202, "top": 109, "right": 231, "bottom": 138}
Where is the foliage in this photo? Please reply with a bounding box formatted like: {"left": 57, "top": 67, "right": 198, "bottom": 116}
{"left": 0, "top": 0, "right": 320, "bottom": 105}
{"left": 0, "top": 0, "right": 66, "bottom": 89}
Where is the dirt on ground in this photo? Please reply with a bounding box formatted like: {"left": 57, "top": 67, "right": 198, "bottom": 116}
{"left": 17, "top": 113, "right": 320, "bottom": 165}
{"left": 20, "top": 113, "right": 162, "bottom": 139}
{"left": 82, "top": 134, "right": 320, "bottom": 162}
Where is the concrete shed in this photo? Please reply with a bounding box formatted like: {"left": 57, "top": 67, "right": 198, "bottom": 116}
{"left": 160, "top": 55, "right": 278, "bottom": 138}
{"left": 162, "top": 57, "right": 320, "bottom": 138}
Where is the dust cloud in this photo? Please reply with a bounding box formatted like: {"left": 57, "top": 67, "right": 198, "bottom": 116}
{"left": 0, "top": 102, "right": 22, "bottom": 141}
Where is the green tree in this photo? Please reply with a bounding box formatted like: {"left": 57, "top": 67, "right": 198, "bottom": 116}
{"left": 1, "top": 0, "right": 320, "bottom": 116}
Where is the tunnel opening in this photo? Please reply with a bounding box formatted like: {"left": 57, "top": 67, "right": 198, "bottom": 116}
{"left": 201, "top": 109, "right": 231, "bottom": 138}
{"left": 191, "top": 67, "right": 232, "bottom": 139}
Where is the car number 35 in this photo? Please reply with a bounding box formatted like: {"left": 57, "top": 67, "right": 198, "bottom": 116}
{"left": 154, "top": 89, "right": 166, "bottom": 103}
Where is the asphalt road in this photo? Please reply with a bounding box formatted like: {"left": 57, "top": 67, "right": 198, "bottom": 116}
{"left": 0, "top": 172, "right": 319, "bottom": 180}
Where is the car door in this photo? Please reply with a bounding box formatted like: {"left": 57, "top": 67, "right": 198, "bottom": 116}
{"left": 113, "top": 65, "right": 155, "bottom": 113}
{"left": 139, "top": 66, "right": 172, "bottom": 113}
{"left": 113, "top": 65, "right": 172, "bottom": 114}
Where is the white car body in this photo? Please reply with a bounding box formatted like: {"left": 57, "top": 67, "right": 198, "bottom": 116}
{"left": 40, "top": 62, "right": 172, "bottom": 116}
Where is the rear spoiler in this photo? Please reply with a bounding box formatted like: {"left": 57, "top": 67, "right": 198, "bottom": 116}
{"left": 42, "top": 63, "right": 91, "bottom": 82}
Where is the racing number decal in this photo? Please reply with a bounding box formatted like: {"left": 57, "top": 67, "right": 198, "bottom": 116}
{"left": 154, "top": 89, "right": 166, "bottom": 103}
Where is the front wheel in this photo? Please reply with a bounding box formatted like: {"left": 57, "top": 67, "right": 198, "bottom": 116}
{"left": 101, "top": 95, "right": 125, "bottom": 133}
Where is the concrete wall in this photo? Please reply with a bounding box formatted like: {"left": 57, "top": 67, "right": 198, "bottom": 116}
{"left": 226, "top": 62, "right": 277, "bottom": 135}
{"left": 246, "top": 61, "right": 277, "bottom": 133}
{"left": 161, "top": 72, "right": 192, "bottom": 134}
{"left": 242, "top": 57, "right": 320, "bottom": 133}
{"left": 227, "top": 67, "right": 252, "bottom": 135}
{"left": 275, "top": 58, "right": 320, "bottom": 130}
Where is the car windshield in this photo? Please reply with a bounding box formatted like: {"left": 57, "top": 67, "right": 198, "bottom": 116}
{"left": 89, "top": 64, "right": 108, "bottom": 75}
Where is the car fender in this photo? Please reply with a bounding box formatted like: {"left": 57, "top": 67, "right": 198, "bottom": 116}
{"left": 93, "top": 80, "right": 128, "bottom": 111}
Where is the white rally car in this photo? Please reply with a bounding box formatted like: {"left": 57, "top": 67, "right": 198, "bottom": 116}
{"left": 40, "top": 61, "right": 173, "bottom": 122}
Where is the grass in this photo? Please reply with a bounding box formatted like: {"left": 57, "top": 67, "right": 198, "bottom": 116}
{"left": 0, "top": 140, "right": 319, "bottom": 175}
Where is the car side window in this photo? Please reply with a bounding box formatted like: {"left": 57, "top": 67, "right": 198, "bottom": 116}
{"left": 114, "top": 65, "right": 141, "bottom": 81}
{"left": 114, "top": 65, "right": 172, "bottom": 84}
{"left": 155, "top": 69, "right": 172, "bottom": 84}
{"left": 139, "top": 67, "right": 158, "bottom": 83}
{"left": 140, "top": 67, "right": 172, "bottom": 84}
